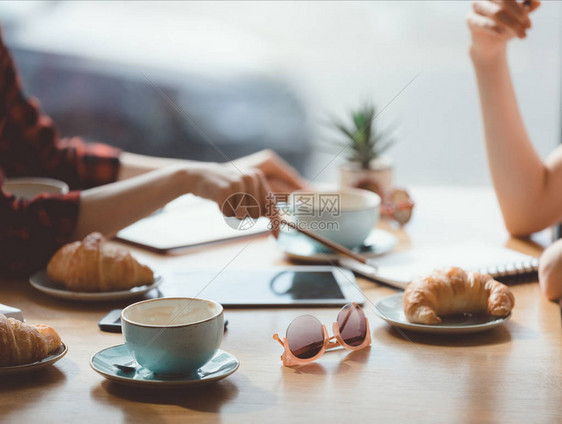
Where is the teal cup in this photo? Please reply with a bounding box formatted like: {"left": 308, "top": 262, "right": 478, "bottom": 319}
{"left": 121, "top": 297, "right": 224, "bottom": 376}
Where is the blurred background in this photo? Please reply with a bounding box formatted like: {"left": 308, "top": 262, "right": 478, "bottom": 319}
{"left": 0, "top": 1, "right": 560, "bottom": 186}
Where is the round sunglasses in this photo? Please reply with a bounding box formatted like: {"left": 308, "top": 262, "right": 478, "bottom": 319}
{"left": 273, "top": 303, "right": 371, "bottom": 366}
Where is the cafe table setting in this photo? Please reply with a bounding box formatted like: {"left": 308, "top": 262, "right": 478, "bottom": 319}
{"left": 0, "top": 185, "right": 561, "bottom": 423}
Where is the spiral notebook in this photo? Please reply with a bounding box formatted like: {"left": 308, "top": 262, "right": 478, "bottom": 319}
{"left": 339, "top": 241, "right": 540, "bottom": 290}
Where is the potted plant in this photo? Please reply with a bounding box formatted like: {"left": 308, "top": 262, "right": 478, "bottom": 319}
{"left": 328, "top": 104, "right": 395, "bottom": 194}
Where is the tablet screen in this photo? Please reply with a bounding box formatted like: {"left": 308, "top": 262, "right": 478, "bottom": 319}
{"left": 158, "top": 268, "right": 357, "bottom": 307}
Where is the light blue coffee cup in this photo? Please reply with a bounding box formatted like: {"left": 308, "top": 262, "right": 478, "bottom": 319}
{"left": 121, "top": 297, "right": 224, "bottom": 376}
{"left": 287, "top": 188, "right": 381, "bottom": 249}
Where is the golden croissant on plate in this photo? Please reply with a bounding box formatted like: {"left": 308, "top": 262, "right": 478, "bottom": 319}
{"left": 47, "top": 232, "right": 154, "bottom": 292}
{"left": 0, "top": 313, "right": 62, "bottom": 366}
{"left": 403, "top": 267, "right": 514, "bottom": 325}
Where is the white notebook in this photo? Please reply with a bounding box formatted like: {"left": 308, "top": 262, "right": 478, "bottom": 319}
{"left": 117, "top": 195, "right": 269, "bottom": 253}
{"left": 339, "top": 241, "right": 540, "bottom": 290}
{"left": 0, "top": 304, "right": 24, "bottom": 321}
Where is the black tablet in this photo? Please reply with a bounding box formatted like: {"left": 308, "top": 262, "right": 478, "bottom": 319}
{"left": 157, "top": 266, "right": 364, "bottom": 307}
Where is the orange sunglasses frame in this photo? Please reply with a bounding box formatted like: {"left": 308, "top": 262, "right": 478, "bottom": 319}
{"left": 273, "top": 303, "right": 372, "bottom": 366}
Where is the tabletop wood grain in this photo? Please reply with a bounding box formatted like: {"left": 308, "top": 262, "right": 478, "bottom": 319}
{"left": 1, "top": 186, "right": 561, "bottom": 424}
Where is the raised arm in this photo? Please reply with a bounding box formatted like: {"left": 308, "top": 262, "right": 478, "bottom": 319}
{"left": 466, "top": 0, "right": 562, "bottom": 236}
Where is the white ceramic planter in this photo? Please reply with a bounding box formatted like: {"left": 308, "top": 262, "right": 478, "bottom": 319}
{"left": 339, "top": 156, "right": 393, "bottom": 194}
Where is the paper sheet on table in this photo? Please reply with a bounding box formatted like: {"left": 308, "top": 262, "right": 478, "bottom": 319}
{"left": 117, "top": 195, "right": 269, "bottom": 252}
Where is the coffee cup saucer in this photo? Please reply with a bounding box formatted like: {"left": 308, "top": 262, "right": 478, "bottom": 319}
{"left": 90, "top": 344, "right": 239, "bottom": 388}
{"left": 275, "top": 228, "right": 397, "bottom": 263}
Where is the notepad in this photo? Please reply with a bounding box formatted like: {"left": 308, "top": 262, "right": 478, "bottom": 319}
{"left": 339, "top": 241, "right": 540, "bottom": 290}
{"left": 0, "top": 304, "right": 24, "bottom": 321}
{"left": 116, "top": 195, "right": 269, "bottom": 253}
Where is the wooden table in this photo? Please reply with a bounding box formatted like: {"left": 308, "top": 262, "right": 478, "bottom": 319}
{"left": 1, "top": 186, "right": 561, "bottom": 423}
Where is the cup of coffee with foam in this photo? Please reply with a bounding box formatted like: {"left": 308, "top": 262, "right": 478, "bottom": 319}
{"left": 286, "top": 187, "right": 380, "bottom": 249}
{"left": 121, "top": 297, "right": 224, "bottom": 376}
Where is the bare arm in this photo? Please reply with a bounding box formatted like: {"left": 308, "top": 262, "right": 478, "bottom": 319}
{"left": 72, "top": 161, "right": 282, "bottom": 240}
{"left": 467, "top": 0, "right": 562, "bottom": 236}
{"left": 470, "top": 48, "right": 562, "bottom": 235}
{"left": 117, "top": 152, "right": 189, "bottom": 180}
{"left": 118, "top": 149, "right": 307, "bottom": 193}
{"left": 538, "top": 239, "right": 562, "bottom": 300}
{"left": 73, "top": 165, "right": 186, "bottom": 239}
{"left": 71, "top": 149, "right": 307, "bottom": 240}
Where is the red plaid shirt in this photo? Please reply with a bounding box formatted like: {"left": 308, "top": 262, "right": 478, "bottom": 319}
{"left": 0, "top": 32, "right": 121, "bottom": 276}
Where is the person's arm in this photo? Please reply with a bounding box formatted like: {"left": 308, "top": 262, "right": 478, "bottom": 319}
{"left": 118, "top": 149, "right": 307, "bottom": 194}
{"left": 73, "top": 161, "right": 279, "bottom": 240}
{"left": 538, "top": 239, "right": 562, "bottom": 300}
{"left": 467, "top": 0, "right": 562, "bottom": 236}
{"left": 116, "top": 152, "right": 186, "bottom": 180}
{"left": 0, "top": 159, "right": 280, "bottom": 276}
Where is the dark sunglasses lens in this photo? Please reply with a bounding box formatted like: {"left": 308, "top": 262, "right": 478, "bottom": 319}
{"left": 337, "top": 304, "right": 367, "bottom": 347}
{"left": 286, "top": 315, "right": 325, "bottom": 359}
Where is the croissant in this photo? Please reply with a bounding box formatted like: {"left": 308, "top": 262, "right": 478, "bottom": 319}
{"left": 47, "top": 232, "right": 154, "bottom": 292}
{"left": 0, "top": 313, "right": 61, "bottom": 366}
{"left": 403, "top": 267, "right": 514, "bottom": 324}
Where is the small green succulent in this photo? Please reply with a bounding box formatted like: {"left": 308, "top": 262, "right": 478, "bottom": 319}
{"left": 328, "top": 104, "right": 394, "bottom": 170}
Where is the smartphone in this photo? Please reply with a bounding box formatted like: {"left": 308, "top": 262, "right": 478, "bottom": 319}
{"left": 98, "top": 309, "right": 123, "bottom": 333}
{"left": 98, "top": 309, "right": 229, "bottom": 333}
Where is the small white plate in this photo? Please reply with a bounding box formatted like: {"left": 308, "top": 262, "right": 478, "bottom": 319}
{"left": 374, "top": 293, "right": 511, "bottom": 334}
{"left": 90, "top": 344, "right": 240, "bottom": 388}
{"left": 3, "top": 177, "right": 69, "bottom": 198}
{"left": 0, "top": 343, "right": 68, "bottom": 376}
{"left": 30, "top": 270, "right": 162, "bottom": 302}
{"left": 275, "top": 228, "right": 397, "bottom": 264}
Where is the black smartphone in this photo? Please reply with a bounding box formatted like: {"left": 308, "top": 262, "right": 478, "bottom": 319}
{"left": 98, "top": 309, "right": 123, "bottom": 333}
{"left": 98, "top": 309, "right": 229, "bottom": 333}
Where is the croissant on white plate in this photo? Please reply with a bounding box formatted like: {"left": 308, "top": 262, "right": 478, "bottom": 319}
{"left": 403, "top": 267, "right": 515, "bottom": 325}
{"left": 0, "top": 313, "right": 61, "bottom": 366}
{"left": 47, "top": 232, "right": 154, "bottom": 292}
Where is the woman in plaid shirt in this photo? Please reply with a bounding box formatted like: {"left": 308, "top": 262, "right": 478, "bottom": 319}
{"left": 0, "top": 32, "right": 305, "bottom": 276}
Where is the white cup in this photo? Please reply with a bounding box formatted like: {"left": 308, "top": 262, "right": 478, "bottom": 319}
{"left": 2, "top": 177, "right": 69, "bottom": 199}
{"left": 286, "top": 188, "right": 380, "bottom": 249}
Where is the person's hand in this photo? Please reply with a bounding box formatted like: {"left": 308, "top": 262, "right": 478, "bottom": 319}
{"left": 232, "top": 149, "right": 308, "bottom": 194}
{"left": 183, "top": 149, "right": 306, "bottom": 237}
{"left": 184, "top": 162, "right": 282, "bottom": 236}
{"left": 539, "top": 239, "right": 562, "bottom": 301}
{"left": 467, "top": 0, "right": 540, "bottom": 61}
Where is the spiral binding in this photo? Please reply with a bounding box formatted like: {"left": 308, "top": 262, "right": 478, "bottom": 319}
{"left": 477, "top": 257, "right": 539, "bottom": 277}
{"left": 477, "top": 257, "right": 540, "bottom": 284}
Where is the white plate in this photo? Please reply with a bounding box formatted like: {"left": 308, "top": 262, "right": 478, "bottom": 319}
{"left": 0, "top": 343, "right": 68, "bottom": 376}
{"left": 374, "top": 293, "right": 511, "bottom": 334}
{"left": 90, "top": 344, "right": 240, "bottom": 388}
{"left": 30, "top": 270, "right": 162, "bottom": 302}
{"left": 3, "top": 177, "right": 69, "bottom": 198}
{"left": 275, "top": 228, "right": 397, "bottom": 264}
